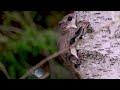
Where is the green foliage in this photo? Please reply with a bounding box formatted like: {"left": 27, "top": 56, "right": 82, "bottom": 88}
{"left": 0, "top": 11, "right": 60, "bottom": 79}
{"left": 0, "top": 11, "right": 72, "bottom": 79}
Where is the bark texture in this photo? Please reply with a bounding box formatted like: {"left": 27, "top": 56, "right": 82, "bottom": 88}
{"left": 73, "top": 11, "right": 120, "bottom": 79}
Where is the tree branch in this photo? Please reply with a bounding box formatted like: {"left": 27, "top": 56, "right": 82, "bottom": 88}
{"left": 19, "top": 47, "right": 70, "bottom": 79}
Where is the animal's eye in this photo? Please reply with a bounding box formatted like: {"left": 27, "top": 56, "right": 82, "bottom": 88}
{"left": 67, "top": 16, "right": 72, "bottom": 21}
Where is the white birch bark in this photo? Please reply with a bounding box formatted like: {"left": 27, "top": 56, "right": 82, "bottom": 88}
{"left": 74, "top": 11, "right": 120, "bottom": 79}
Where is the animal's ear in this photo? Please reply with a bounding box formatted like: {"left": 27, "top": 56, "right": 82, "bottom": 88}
{"left": 58, "top": 20, "right": 65, "bottom": 26}
{"left": 58, "top": 21, "right": 62, "bottom": 25}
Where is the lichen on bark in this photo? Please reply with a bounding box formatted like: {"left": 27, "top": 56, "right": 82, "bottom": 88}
{"left": 73, "top": 11, "right": 120, "bottom": 79}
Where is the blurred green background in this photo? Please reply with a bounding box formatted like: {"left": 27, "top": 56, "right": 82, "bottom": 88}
{"left": 0, "top": 11, "right": 73, "bottom": 79}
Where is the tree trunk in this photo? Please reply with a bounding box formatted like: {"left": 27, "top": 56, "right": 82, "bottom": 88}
{"left": 71, "top": 11, "right": 120, "bottom": 79}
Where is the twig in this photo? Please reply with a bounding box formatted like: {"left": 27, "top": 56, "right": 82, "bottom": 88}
{"left": 39, "top": 72, "right": 49, "bottom": 79}
{"left": 19, "top": 47, "right": 69, "bottom": 79}
{"left": 0, "top": 62, "right": 10, "bottom": 79}
{"left": 0, "top": 25, "right": 24, "bottom": 35}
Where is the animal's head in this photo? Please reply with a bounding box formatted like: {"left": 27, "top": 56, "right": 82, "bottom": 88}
{"left": 58, "top": 13, "right": 77, "bottom": 34}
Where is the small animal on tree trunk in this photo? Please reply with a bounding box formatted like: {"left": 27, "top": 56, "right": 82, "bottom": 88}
{"left": 57, "top": 13, "right": 94, "bottom": 79}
